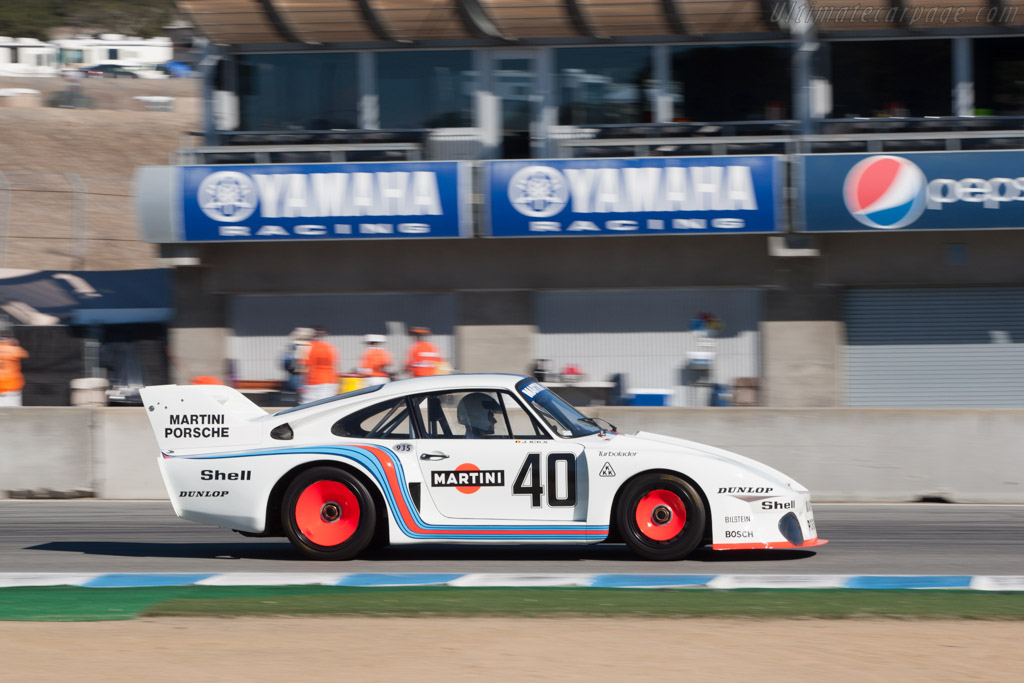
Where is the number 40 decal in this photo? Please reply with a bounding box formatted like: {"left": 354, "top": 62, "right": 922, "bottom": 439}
{"left": 513, "top": 453, "right": 577, "bottom": 507}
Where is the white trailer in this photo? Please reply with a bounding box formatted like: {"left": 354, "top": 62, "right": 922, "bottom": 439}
{"left": 0, "top": 37, "right": 58, "bottom": 77}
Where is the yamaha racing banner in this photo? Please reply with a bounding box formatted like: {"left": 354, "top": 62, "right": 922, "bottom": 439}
{"left": 800, "top": 151, "right": 1024, "bottom": 232}
{"left": 484, "top": 156, "right": 783, "bottom": 237}
{"left": 179, "top": 161, "right": 470, "bottom": 242}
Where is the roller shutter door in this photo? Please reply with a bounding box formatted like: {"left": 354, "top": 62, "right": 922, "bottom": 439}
{"left": 844, "top": 287, "right": 1024, "bottom": 406}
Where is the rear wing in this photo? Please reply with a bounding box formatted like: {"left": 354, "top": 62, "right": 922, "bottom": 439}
{"left": 140, "top": 384, "right": 267, "bottom": 453}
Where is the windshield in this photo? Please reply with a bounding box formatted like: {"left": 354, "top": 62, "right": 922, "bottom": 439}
{"left": 273, "top": 384, "right": 383, "bottom": 416}
{"left": 516, "top": 378, "right": 602, "bottom": 438}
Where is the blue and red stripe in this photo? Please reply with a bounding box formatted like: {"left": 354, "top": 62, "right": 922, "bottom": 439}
{"left": 163, "top": 444, "right": 609, "bottom": 542}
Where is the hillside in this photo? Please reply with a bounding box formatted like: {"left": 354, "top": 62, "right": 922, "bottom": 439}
{"left": 0, "top": 76, "right": 199, "bottom": 270}
{"left": 0, "top": 1, "right": 175, "bottom": 40}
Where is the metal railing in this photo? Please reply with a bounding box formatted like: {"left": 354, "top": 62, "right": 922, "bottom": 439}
{"left": 176, "top": 142, "right": 424, "bottom": 165}
{"left": 557, "top": 129, "right": 1024, "bottom": 157}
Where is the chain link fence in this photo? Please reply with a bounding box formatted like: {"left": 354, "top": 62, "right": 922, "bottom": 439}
{"left": 0, "top": 170, "right": 157, "bottom": 271}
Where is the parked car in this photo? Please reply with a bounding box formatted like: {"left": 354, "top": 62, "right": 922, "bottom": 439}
{"left": 156, "top": 61, "right": 194, "bottom": 78}
{"left": 140, "top": 374, "right": 826, "bottom": 561}
{"left": 80, "top": 64, "right": 138, "bottom": 79}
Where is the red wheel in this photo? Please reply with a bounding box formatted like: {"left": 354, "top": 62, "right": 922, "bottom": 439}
{"left": 634, "top": 489, "right": 687, "bottom": 541}
{"left": 283, "top": 467, "right": 376, "bottom": 560}
{"left": 617, "top": 473, "right": 705, "bottom": 561}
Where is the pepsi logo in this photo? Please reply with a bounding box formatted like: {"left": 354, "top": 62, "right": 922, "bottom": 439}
{"left": 843, "top": 156, "right": 927, "bottom": 229}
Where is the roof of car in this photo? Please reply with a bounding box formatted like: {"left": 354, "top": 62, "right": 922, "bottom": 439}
{"left": 376, "top": 373, "right": 530, "bottom": 394}
{"left": 270, "top": 373, "right": 534, "bottom": 419}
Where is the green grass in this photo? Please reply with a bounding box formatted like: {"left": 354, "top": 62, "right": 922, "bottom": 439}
{"left": 3, "top": 587, "right": 1024, "bottom": 622}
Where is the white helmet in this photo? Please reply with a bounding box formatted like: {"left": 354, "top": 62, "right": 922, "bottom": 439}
{"left": 364, "top": 334, "right": 386, "bottom": 344}
{"left": 457, "top": 392, "right": 499, "bottom": 434}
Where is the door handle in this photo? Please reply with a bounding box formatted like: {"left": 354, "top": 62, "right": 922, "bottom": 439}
{"left": 420, "top": 451, "right": 450, "bottom": 461}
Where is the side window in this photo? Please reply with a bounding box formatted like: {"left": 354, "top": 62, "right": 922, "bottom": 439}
{"left": 498, "top": 392, "right": 547, "bottom": 438}
{"left": 331, "top": 398, "right": 412, "bottom": 439}
{"left": 412, "top": 391, "right": 512, "bottom": 439}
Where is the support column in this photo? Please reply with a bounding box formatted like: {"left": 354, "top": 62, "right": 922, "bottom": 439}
{"left": 455, "top": 291, "right": 535, "bottom": 375}
{"left": 652, "top": 44, "right": 673, "bottom": 123}
{"left": 953, "top": 36, "right": 974, "bottom": 117}
{"left": 167, "top": 266, "right": 229, "bottom": 385}
{"left": 358, "top": 51, "right": 379, "bottom": 130}
{"left": 474, "top": 50, "right": 500, "bottom": 158}
{"left": 761, "top": 262, "right": 843, "bottom": 407}
{"left": 789, "top": 0, "right": 819, "bottom": 135}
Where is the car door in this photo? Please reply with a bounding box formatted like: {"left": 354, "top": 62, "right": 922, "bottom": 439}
{"left": 411, "top": 390, "right": 586, "bottom": 522}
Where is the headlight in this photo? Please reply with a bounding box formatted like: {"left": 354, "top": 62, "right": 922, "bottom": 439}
{"left": 778, "top": 511, "right": 804, "bottom": 546}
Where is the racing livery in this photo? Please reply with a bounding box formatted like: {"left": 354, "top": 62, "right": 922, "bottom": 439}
{"left": 140, "top": 374, "right": 826, "bottom": 561}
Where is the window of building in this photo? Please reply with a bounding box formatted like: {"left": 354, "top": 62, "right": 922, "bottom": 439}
{"left": 238, "top": 52, "right": 358, "bottom": 131}
{"left": 830, "top": 40, "right": 952, "bottom": 118}
{"left": 108, "top": 48, "right": 118, "bottom": 60}
{"left": 556, "top": 46, "right": 654, "bottom": 125}
{"left": 670, "top": 45, "right": 791, "bottom": 122}
{"left": 61, "top": 49, "right": 84, "bottom": 65}
{"left": 974, "top": 38, "right": 1024, "bottom": 116}
{"left": 377, "top": 50, "right": 474, "bottom": 129}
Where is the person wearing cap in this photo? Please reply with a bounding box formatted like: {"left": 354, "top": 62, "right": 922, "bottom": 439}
{"left": 405, "top": 326, "right": 442, "bottom": 378}
{"left": 0, "top": 335, "right": 29, "bottom": 407}
{"left": 300, "top": 327, "right": 339, "bottom": 404}
{"left": 358, "top": 334, "right": 393, "bottom": 386}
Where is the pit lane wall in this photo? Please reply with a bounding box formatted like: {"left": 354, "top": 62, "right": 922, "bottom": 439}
{"left": 1, "top": 407, "right": 1022, "bottom": 502}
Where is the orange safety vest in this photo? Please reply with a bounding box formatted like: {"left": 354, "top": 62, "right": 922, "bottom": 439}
{"left": 406, "top": 340, "right": 441, "bottom": 377}
{"left": 359, "top": 347, "right": 392, "bottom": 377}
{"left": 305, "top": 340, "right": 338, "bottom": 385}
{"left": 0, "top": 342, "right": 29, "bottom": 393}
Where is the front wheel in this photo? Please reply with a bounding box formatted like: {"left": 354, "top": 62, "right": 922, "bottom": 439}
{"left": 282, "top": 466, "right": 376, "bottom": 560}
{"left": 616, "top": 473, "right": 706, "bottom": 561}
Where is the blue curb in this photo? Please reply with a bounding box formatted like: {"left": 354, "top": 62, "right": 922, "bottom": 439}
{"left": 591, "top": 574, "right": 716, "bottom": 588}
{"left": 81, "top": 573, "right": 217, "bottom": 588}
{"left": 845, "top": 575, "right": 973, "bottom": 590}
{"left": 337, "top": 573, "right": 465, "bottom": 586}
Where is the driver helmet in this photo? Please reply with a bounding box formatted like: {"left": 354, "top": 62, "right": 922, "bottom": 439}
{"left": 456, "top": 392, "right": 499, "bottom": 434}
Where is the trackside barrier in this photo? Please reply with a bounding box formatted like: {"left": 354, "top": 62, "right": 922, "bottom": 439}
{"left": 1, "top": 407, "right": 1023, "bottom": 502}
{"left": 0, "top": 573, "right": 1023, "bottom": 590}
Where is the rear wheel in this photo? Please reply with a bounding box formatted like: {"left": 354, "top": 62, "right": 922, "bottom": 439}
{"left": 616, "top": 473, "right": 705, "bottom": 561}
{"left": 282, "top": 467, "right": 376, "bottom": 560}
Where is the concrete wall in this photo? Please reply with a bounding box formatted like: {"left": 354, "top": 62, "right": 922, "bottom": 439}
{"left": 0, "top": 408, "right": 94, "bottom": 496}
{"left": 2, "top": 406, "right": 1022, "bottom": 503}
{"left": 590, "top": 407, "right": 1024, "bottom": 504}
{"left": 93, "top": 407, "right": 166, "bottom": 499}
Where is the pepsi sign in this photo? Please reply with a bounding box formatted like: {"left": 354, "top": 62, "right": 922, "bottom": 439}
{"left": 801, "top": 152, "right": 1024, "bottom": 232}
{"left": 179, "top": 161, "right": 470, "bottom": 242}
{"left": 485, "top": 157, "right": 783, "bottom": 237}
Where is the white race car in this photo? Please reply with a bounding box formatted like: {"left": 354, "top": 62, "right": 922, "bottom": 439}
{"left": 141, "top": 374, "right": 826, "bottom": 561}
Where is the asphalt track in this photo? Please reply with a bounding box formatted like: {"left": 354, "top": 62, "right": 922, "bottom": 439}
{"left": 1, "top": 501, "right": 1021, "bottom": 575}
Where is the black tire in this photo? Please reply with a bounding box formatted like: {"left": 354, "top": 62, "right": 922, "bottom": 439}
{"left": 616, "top": 473, "right": 706, "bottom": 561}
{"left": 282, "top": 466, "right": 376, "bottom": 560}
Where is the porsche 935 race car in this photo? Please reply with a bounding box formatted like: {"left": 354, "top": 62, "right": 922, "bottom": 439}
{"left": 141, "top": 374, "right": 826, "bottom": 561}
